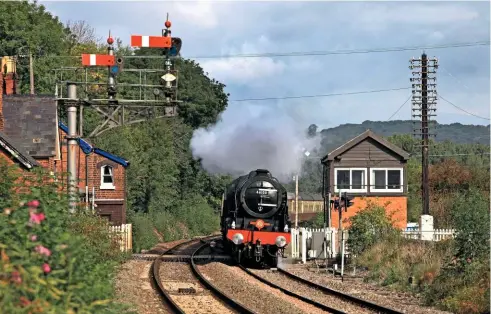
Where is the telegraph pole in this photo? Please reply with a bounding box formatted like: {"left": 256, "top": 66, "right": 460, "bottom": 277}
{"left": 295, "top": 173, "right": 299, "bottom": 229}
{"left": 410, "top": 53, "right": 438, "bottom": 216}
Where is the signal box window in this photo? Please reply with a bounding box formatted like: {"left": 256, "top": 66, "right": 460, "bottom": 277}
{"left": 100, "top": 165, "right": 115, "bottom": 190}
{"left": 370, "top": 168, "right": 403, "bottom": 193}
{"left": 334, "top": 168, "right": 367, "bottom": 193}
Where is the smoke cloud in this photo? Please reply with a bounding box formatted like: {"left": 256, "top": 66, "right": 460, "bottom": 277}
{"left": 190, "top": 101, "right": 321, "bottom": 182}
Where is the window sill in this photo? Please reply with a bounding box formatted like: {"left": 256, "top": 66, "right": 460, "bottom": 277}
{"left": 100, "top": 185, "right": 116, "bottom": 190}
{"left": 370, "top": 189, "right": 404, "bottom": 193}
{"left": 334, "top": 189, "right": 368, "bottom": 193}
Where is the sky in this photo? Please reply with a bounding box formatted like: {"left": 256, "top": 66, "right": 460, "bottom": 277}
{"left": 40, "top": 0, "right": 490, "bottom": 129}
{"left": 39, "top": 1, "right": 491, "bottom": 176}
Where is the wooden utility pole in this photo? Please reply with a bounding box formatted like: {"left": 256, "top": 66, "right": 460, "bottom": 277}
{"left": 421, "top": 54, "right": 430, "bottom": 215}
{"left": 29, "top": 51, "right": 34, "bottom": 95}
{"left": 295, "top": 174, "right": 299, "bottom": 229}
{"left": 410, "top": 52, "right": 438, "bottom": 216}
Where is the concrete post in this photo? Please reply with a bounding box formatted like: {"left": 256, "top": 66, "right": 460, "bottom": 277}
{"left": 301, "top": 227, "right": 307, "bottom": 264}
{"left": 67, "top": 83, "right": 78, "bottom": 214}
{"left": 419, "top": 214, "right": 434, "bottom": 241}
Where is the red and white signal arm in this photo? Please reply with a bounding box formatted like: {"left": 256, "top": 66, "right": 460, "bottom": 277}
{"left": 131, "top": 35, "right": 172, "bottom": 48}
{"left": 81, "top": 54, "right": 115, "bottom": 66}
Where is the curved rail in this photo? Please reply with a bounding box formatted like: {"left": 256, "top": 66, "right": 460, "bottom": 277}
{"left": 151, "top": 258, "right": 184, "bottom": 314}
{"left": 150, "top": 235, "right": 220, "bottom": 314}
{"left": 238, "top": 265, "right": 345, "bottom": 314}
{"left": 277, "top": 267, "right": 404, "bottom": 314}
{"left": 191, "top": 242, "right": 256, "bottom": 314}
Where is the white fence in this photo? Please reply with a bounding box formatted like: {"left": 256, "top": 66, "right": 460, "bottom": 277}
{"left": 402, "top": 228, "right": 456, "bottom": 241}
{"left": 291, "top": 227, "right": 456, "bottom": 262}
{"left": 109, "top": 224, "right": 133, "bottom": 252}
{"left": 290, "top": 227, "right": 346, "bottom": 262}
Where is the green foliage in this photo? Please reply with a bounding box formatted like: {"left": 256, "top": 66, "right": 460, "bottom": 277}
{"left": 346, "top": 200, "right": 400, "bottom": 257}
{"left": 0, "top": 0, "right": 72, "bottom": 94}
{"left": 450, "top": 189, "right": 490, "bottom": 264}
{"left": 130, "top": 196, "right": 220, "bottom": 252}
{"left": 0, "top": 162, "right": 132, "bottom": 313}
{"left": 357, "top": 237, "right": 453, "bottom": 290}
{"left": 423, "top": 257, "right": 490, "bottom": 314}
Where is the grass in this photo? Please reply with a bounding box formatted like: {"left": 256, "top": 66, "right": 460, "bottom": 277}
{"left": 355, "top": 236, "right": 490, "bottom": 313}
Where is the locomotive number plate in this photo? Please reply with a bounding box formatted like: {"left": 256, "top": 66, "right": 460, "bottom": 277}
{"left": 256, "top": 189, "right": 269, "bottom": 195}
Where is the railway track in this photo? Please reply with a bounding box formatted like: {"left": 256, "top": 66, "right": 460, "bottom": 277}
{"left": 150, "top": 237, "right": 254, "bottom": 313}
{"left": 276, "top": 267, "right": 403, "bottom": 313}
{"left": 241, "top": 264, "right": 404, "bottom": 314}
{"left": 239, "top": 265, "right": 345, "bottom": 314}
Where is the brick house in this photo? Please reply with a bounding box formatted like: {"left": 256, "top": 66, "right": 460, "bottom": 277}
{"left": 0, "top": 60, "right": 129, "bottom": 225}
{"left": 321, "top": 129, "right": 410, "bottom": 229}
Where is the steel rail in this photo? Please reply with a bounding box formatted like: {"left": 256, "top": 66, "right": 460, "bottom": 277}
{"left": 277, "top": 267, "right": 404, "bottom": 314}
{"left": 191, "top": 243, "right": 256, "bottom": 314}
{"left": 149, "top": 235, "right": 220, "bottom": 313}
{"left": 238, "top": 265, "right": 346, "bottom": 314}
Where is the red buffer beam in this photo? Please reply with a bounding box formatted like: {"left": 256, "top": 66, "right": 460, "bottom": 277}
{"left": 81, "top": 54, "right": 115, "bottom": 66}
{"left": 131, "top": 35, "right": 172, "bottom": 48}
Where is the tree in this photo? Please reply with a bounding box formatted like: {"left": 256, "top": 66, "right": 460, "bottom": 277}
{"left": 65, "top": 20, "right": 101, "bottom": 46}
{"left": 0, "top": 0, "right": 71, "bottom": 94}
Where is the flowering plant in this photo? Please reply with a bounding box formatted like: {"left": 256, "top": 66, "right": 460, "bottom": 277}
{"left": 0, "top": 163, "right": 130, "bottom": 313}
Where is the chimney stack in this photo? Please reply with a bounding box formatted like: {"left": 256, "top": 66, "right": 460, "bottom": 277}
{"left": 1, "top": 56, "right": 18, "bottom": 95}
{"left": 0, "top": 71, "right": 3, "bottom": 131}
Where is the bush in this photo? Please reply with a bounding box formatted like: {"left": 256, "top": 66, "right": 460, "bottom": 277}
{"left": 0, "top": 163, "right": 132, "bottom": 313}
{"left": 346, "top": 200, "right": 400, "bottom": 258}
{"left": 450, "top": 189, "right": 490, "bottom": 264}
{"left": 424, "top": 257, "right": 490, "bottom": 314}
{"left": 130, "top": 195, "right": 220, "bottom": 252}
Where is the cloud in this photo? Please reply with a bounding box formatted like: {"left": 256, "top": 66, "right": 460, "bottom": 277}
{"left": 199, "top": 36, "right": 286, "bottom": 84}
{"left": 40, "top": 1, "right": 490, "bottom": 128}
{"left": 174, "top": 1, "right": 221, "bottom": 29}
{"left": 352, "top": 3, "right": 480, "bottom": 31}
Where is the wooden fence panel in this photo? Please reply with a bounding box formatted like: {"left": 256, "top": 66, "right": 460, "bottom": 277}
{"left": 109, "top": 224, "right": 133, "bottom": 252}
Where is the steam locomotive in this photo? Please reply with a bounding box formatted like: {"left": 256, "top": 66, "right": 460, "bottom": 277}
{"left": 221, "top": 169, "right": 291, "bottom": 267}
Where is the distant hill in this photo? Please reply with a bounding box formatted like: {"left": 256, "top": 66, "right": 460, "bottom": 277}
{"left": 319, "top": 120, "right": 490, "bottom": 152}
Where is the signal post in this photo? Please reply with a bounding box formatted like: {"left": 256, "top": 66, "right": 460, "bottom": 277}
{"left": 56, "top": 14, "right": 183, "bottom": 212}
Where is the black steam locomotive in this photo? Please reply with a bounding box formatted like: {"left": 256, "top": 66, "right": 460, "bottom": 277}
{"left": 221, "top": 169, "right": 291, "bottom": 267}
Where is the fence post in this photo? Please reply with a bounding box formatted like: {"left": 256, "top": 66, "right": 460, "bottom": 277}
{"left": 301, "top": 227, "right": 307, "bottom": 264}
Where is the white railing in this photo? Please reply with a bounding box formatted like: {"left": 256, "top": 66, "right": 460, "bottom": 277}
{"left": 290, "top": 227, "right": 343, "bottom": 262}
{"left": 402, "top": 228, "right": 456, "bottom": 241}
{"left": 291, "top": 227, "right": 457, "bottom": 262}
{"left": 109, "top": 223, "right": 133, "bottom": 252}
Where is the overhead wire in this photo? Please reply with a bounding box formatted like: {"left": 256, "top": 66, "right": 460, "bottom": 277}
{"left": 229, "top": 87, "right": 411, "bottom": 102}
{"left": 438, "top": 95, "right": 490, "bottom": 121}
{"left": 387, "top": 95, "right": 412, "bottom": 120}
{"left": 21, "top": 40, "right": 490, "bottom": 60}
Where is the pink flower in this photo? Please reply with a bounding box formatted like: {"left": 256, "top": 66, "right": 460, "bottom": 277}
{"left": 4, "top": 208, "right": 12, "bottom": 215}
{"left": 27, "top": 200, "right": 40, "bottom": 208}
{"left": 30, "top": 234, "right": 37, "bottom": 241}
{"left": 10, "top": 271, "right": 22, "bottom": 284}
{"left": 42, "top": 263, "right": 51, "bottom": 274}
{"left": 19, "top": 296, "right": 30, "bottom": 307}
{"left": 29, "top": 212, "right": 46, "bottom": 224}
{"left": 35, "top": 245, "right": 51, "bottom": 257}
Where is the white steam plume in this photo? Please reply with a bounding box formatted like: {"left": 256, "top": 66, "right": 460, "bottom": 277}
{"left": 190, "top": 101, "right": 321, "bottom": 182}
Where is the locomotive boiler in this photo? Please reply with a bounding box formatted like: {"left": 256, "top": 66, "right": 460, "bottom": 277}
{"left": 221, "top": 169, "right": 291, "bottom": 267}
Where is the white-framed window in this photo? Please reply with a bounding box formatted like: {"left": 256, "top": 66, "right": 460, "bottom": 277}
{"left": 334, "top": 168, "right": 368, "bottom": 193}
{"left": 370, "top": 168, "right": 404, "bottom": 193}
{"left": 100, "top": 165, "right": 115, "bottom": 190}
